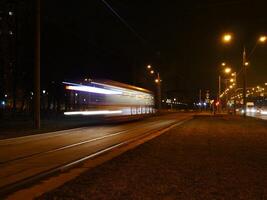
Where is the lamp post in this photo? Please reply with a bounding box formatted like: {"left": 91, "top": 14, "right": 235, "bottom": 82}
{"left": 146, "top": 65, "right": 162, "bottom": 110}
{"left": 242, "top": 47, "right": 247, "bottom": 117}
{"left": 156, "top": 72, "right": 161, "bottom": 110}
{"left": 219, "top": 62, "right": 231, "bottom": 109}
{"left": 218, "top": 75, "right": 221, "bottom": 113}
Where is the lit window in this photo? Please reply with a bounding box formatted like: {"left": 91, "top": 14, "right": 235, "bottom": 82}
{"left": 9, "top": 30, "right": 13, "bottom": 35}
{"left": 8, "top": 11, "right": 13, "bottom": 16}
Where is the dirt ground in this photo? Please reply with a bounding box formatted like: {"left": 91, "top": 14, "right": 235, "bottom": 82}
{"left": 39, "top": 116, "right": 267, "bottom": 200}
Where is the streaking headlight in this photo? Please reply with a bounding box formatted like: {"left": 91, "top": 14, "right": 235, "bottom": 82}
{"left": 251, "top": 108, "right": 256, "bottom": 113}
{"left": 261, "top": 110, "right": 267, "bottom": 115}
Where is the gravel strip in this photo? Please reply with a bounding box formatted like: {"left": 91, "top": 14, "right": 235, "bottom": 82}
{"left": 39, "top": 116, "right": 267, "bottom": 200}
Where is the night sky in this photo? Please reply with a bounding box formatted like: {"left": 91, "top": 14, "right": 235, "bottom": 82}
{"left": 42, "top": 0, "right": 267, "bottom": 101}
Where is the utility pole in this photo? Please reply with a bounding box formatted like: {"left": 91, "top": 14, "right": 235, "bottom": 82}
{"left": 34, "top": 0, "right": 40, "bottom": 128}
{"left": 242, "top": 47, "right": 247, "bottom": 118}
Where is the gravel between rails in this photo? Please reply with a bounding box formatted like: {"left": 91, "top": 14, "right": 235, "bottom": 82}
{"left": 39, "top": 116, "right": 267, "bottom": 200}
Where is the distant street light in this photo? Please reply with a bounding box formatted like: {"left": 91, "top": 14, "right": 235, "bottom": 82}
{"left": 150, "top": 70, "right": 154, "bottom": 74}
{"left": 221, "top": 62, "right": 226, "bottom": 66}
{"left": 147, "top": 65, "right": 152, "bottom": 69}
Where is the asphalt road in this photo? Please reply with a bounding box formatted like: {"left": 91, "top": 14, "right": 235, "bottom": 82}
{"left": 0, "top": 113, "right": 192, "bottom": 193}
{"left": 40, "top": 115, "right": 267, "bottom": 200}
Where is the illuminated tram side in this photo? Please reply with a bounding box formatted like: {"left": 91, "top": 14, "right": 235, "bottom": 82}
{"left": 63, "top": 80, "right": 155, "bottom": 117}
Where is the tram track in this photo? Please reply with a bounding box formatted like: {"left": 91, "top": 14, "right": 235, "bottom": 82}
{"left": 0, "top": 115, "right": 192, "bottom": 197}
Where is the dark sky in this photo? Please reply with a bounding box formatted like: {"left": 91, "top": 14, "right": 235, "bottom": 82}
{"left": 42, "top": 0, "right": 267, "bottom": 100}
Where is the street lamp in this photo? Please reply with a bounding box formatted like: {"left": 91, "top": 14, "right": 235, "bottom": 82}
{"left": 218, "top": 63, "right": 232, "bottom": 113}
{"left": 259, "top": 36, "right": 267, "bottom": 43}
{"left": 145, "top": 65, "right": 162, "bottom": 110}
{"left": 222, "top": 33, "right": 232, "bottom": 43}
{"left": 224, "top": 67, "right": 231, "bottom": 74}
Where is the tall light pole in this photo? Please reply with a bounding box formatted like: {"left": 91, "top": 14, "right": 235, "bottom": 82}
{"left": 242, "top": 47, "right": 247, "bottom": 117}
{"left": 146, "top": 65, "right": 162, "bottom": 110}
{"left": 218, "top": 75, "right": 221, "bottom": 112}
{"left": 218, "top": 62, "right": 232, "bottom": 113}
{"left": 156, "top": 72, "right": 161, "bottom": 110}
{"left": 34, "top": 0, "right": 41, "bottom": 128}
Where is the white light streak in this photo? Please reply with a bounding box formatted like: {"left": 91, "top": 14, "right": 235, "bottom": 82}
{"left": 64, "top": 110, "right": 122, "bottom": 116}
{"left": 261, "top": 110, "right": 267, "bottom": 115}
{"left": 66, "top": 85, "right": 122, "bottom": 95}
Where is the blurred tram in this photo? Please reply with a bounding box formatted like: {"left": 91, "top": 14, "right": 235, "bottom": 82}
{"left": 63, "top": 79, "right": 155, "bottom": 120}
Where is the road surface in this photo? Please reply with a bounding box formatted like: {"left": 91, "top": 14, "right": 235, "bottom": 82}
{"left": 0, "top": 113, "right": 192, "bottom": 195}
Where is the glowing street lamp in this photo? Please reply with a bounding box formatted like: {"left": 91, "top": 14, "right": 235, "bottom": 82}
{"left": 222, "top": 33, "right": 232, "bottom": 43}
{"left": 221, "top": 62, "right": 226, "bottom": 66}
{"left": 259, "top": 36, "right": 267, "bottom": 43}
{"left": 224, "top": 67, "right": 231, "bottom": 74}
{"left": 145, "top": 65, "right": 161, "bottom": 110}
